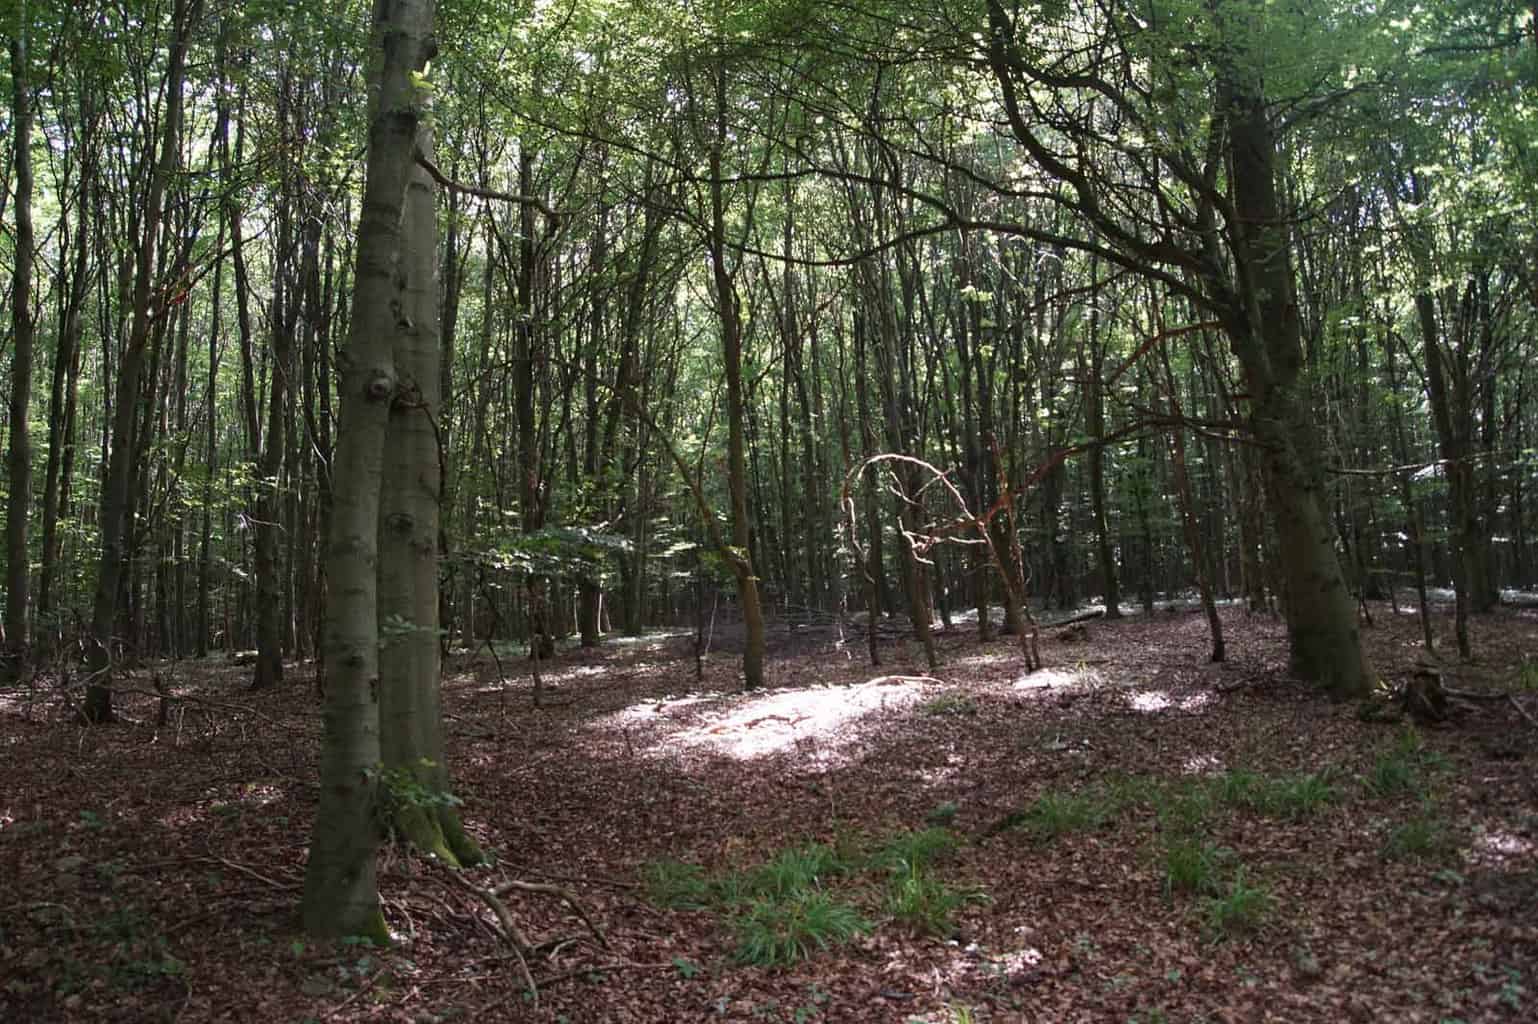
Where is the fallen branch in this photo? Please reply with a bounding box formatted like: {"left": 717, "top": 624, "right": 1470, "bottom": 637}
{"left": 442, "top": 870, "right": 538, "bottom": 1007}
{"left": 489, "top": 878, "right": 610, "bottom": 951}
{"left": 1510, "top": 694, "right": 1538, "bottom": 730}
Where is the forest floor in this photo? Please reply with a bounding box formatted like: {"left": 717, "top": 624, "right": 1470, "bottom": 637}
{"left": 3, "top": 602, "right": 1538, "bottom": 1023}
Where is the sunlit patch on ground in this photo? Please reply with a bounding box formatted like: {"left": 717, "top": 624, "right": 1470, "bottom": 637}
{"left": 598, "top": 678, "right": 928, "bottom": 761}
{"left": 1013, "top": 666, "right": 1096, "bottom": 691}
{"left": 942, "top": 651, "right": 1020, "bottom": 673}
{"left": 1126, "top": 690, "right": 1214, "bottom": 714}
{"left": 532, "top": 664, "right": 606, "bottom": 686}
{"left": 605, "top": 693, "right": 721, "bottom": 726}
{"left": 1470, "top": 827, "right": 1536, "bottom": 868}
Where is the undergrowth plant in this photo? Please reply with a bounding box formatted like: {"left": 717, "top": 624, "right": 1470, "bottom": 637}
{"left": 1161, "top": 838, "right": 1228, "bottom": 899}
{"left": 643, "top": 859, "right": 715, "bottom": 910}
{"left": 1202, "top": 869, "right": 1272, "bottom": 939}
{"left": 1018, "top": 788, "right": 1116, "bottom": 840}
{"left": 1382, "top": 811, "right": 1455, "bottom": 861}
{"left": 1366, "top": 728, "right": 1445, "bottom": 799}
{"left": 644, "top": 826, "right": 982, "bottom": 968}
{"left": 731, "top": 892, "right": 868, "bottom": 967}
{"left": 882, "top": 864, "right": 982, "bottom": 936}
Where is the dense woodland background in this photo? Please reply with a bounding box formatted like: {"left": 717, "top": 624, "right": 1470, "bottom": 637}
{"left": 2, "top": 2, "right": 1538, "bottom": 1019}
{"left": 0, "top": 0, "right": 1532, "bottom": 687}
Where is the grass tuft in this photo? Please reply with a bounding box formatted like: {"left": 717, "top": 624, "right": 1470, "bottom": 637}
{"left": 1381, "top": 812, "right": 1456, "bottom": 861}
{"left": 1020, "top": 789, "right": 1115, "bottom": 840}
{"left": 730, "top": 892, "right": 868, "bottom": 967}
{"left": 1161, "top": 838, "right": 1228, "bottom": 899}
{"left": 882, "top": 864, "right": 984, "bottom": 936}
{"left": 1202, "top": 869, "right": 1272, "bottom": 939}
{"left": 920, "top": 693, "right": 980, "bottom": 717}
{"left": 868, "top": 827, "right": 958, "bottom": 873}
{"left": 642, "top": 859, "right": 715, "bottom": 909}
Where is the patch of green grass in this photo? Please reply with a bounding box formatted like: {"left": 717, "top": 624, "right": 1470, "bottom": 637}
{"left": 1213, "top": 768, "right": 1267, "bottom": 809}
{"left": 730, "top": 891, "right": 868, "bottom": 967}
{"left": 1202, "top": 869, "right": 1272, "bottom": 940}
{"left": 1154, "top": 781, "right": 1217, "bottom": 835}
{"left": 642, "top": 859, "right": 715, "bottom": 909}
{"left": 1517, "top": 659, "right": 1538, "bottom": 692}
{"left": 1366, "top": 729, "right": 1443, "bottom": 799}
{"left": 882, "top": 864, "right": 984, "bottom": 936}
{"left": 741, "top": 842, "right": 851, "bottom": 901}
{"left": 868, "top": 827, "right": 958, "bottom": 873}
{"left": 1256, "top": 772, "right": 1339, "bottom": 820}
{"left": 920, "top": 693, "right": 979, "bottom": 717}
{"left": 1101, "top": 772, "right": 1162, "bottom": 810}
{"left": 1160, "top": 838, "right": 1228, "bottom": 899}
{"left": 1020, "top": 789, "right": 1116, "bottom": 840}
{"left": 1382, "top": 812, "right": 1456, "bottom": 861}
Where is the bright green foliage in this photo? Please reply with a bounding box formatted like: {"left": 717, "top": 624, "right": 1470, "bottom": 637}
{"left": 1018, "top": 789, "right": 1117, "bottom": 840}
{"left": 868, "top": 827, "right": 958, "bottom": 874}
{"left": 731, "top": 892, "right": 869, "bottom": 967}
{"left": 882, "top": 863, "right": 984, "bottom": 937}
{"left": 1366, "top": 729, "right": 1445, "bottom": 799}
{"left": 742, "top": 842, "right": 851, "bottom": 900}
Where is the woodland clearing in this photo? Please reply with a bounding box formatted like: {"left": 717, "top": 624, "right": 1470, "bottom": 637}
{"left": 2, "top": 603, "right": 1536, "bottom": 1023}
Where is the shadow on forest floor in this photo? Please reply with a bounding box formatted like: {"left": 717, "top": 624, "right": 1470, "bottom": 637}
{"left": 2, "top": 603, "right": 1537, "bottom": 1022}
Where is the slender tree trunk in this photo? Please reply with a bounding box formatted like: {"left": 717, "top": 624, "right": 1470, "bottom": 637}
{"left": 706, "top": 62, "right": 765, "bottom": 690}
{"left": 302, "top": 0, "right": 436, "bottom": 943}
{"left": 84, "top": 0, "right": 202, "bottom": 723}
{"left": 5, "top": 10, "right": 36, "bottom": 669}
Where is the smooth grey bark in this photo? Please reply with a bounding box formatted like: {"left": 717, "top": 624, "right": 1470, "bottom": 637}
{"left": 377, "top": 125, "right": 482, "bottom": 868}
{"left": 302, "top": 0, "right": 437, "bottom": 943}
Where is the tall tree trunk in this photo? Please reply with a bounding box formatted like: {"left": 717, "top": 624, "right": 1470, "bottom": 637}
{"left": 5, "top": 8, "right": 36, "bottom": 669}
{"left": 84, "top": 0, "right": 203, "bottom": 723}
{"left": 377, "top": 125, "right": 482, "bottom": 867}
{"left": 302, "top": 0, "right": 436, "bottom": 943}
{"left": 252, "top": 83, "right": 297, "bottom": 689}
{"left": 705, "top": 61, "right": 765, "bottom": 690}
{"left": 1222, "top": 79, "right": 1370, "bottom": 699}
{"left": 1086, "top": 255, "right": 1121, "bottom": 619}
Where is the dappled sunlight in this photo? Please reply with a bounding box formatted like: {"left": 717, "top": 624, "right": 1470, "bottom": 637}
{"left": 1183, "top": 754, "right": 1225, "bottom": 775}
{"left": 1126, "top": 690, "right": 1215, "bottom": 714}
{"left": 1471, "top": 828, "right": 1535, "bottom": 868}
{"left": 1012, "top": 666, "right": 1096, "bottom": 691}
{"left": 596, "top": 677, "right": 929, "bottom": 761}
{"left": 942, "top": 651, "right": 1019, "bottom": 673}
{"left": 923, "top": 929, "right": 1044, "bottom": 990}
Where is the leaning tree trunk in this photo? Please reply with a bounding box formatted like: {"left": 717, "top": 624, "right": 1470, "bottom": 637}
{"left": 377, "top": 126, "right": 483, "bottom": 869}
{"left": 302, "top": 0, "right": 436, "bottom": 943}
{"left": 1224, "top": 82, "right": 1369, "bottom": 699}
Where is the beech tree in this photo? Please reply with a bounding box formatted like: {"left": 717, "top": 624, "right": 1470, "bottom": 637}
{"left": 301, "top": 0, "right": 437, "bottom": 941}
